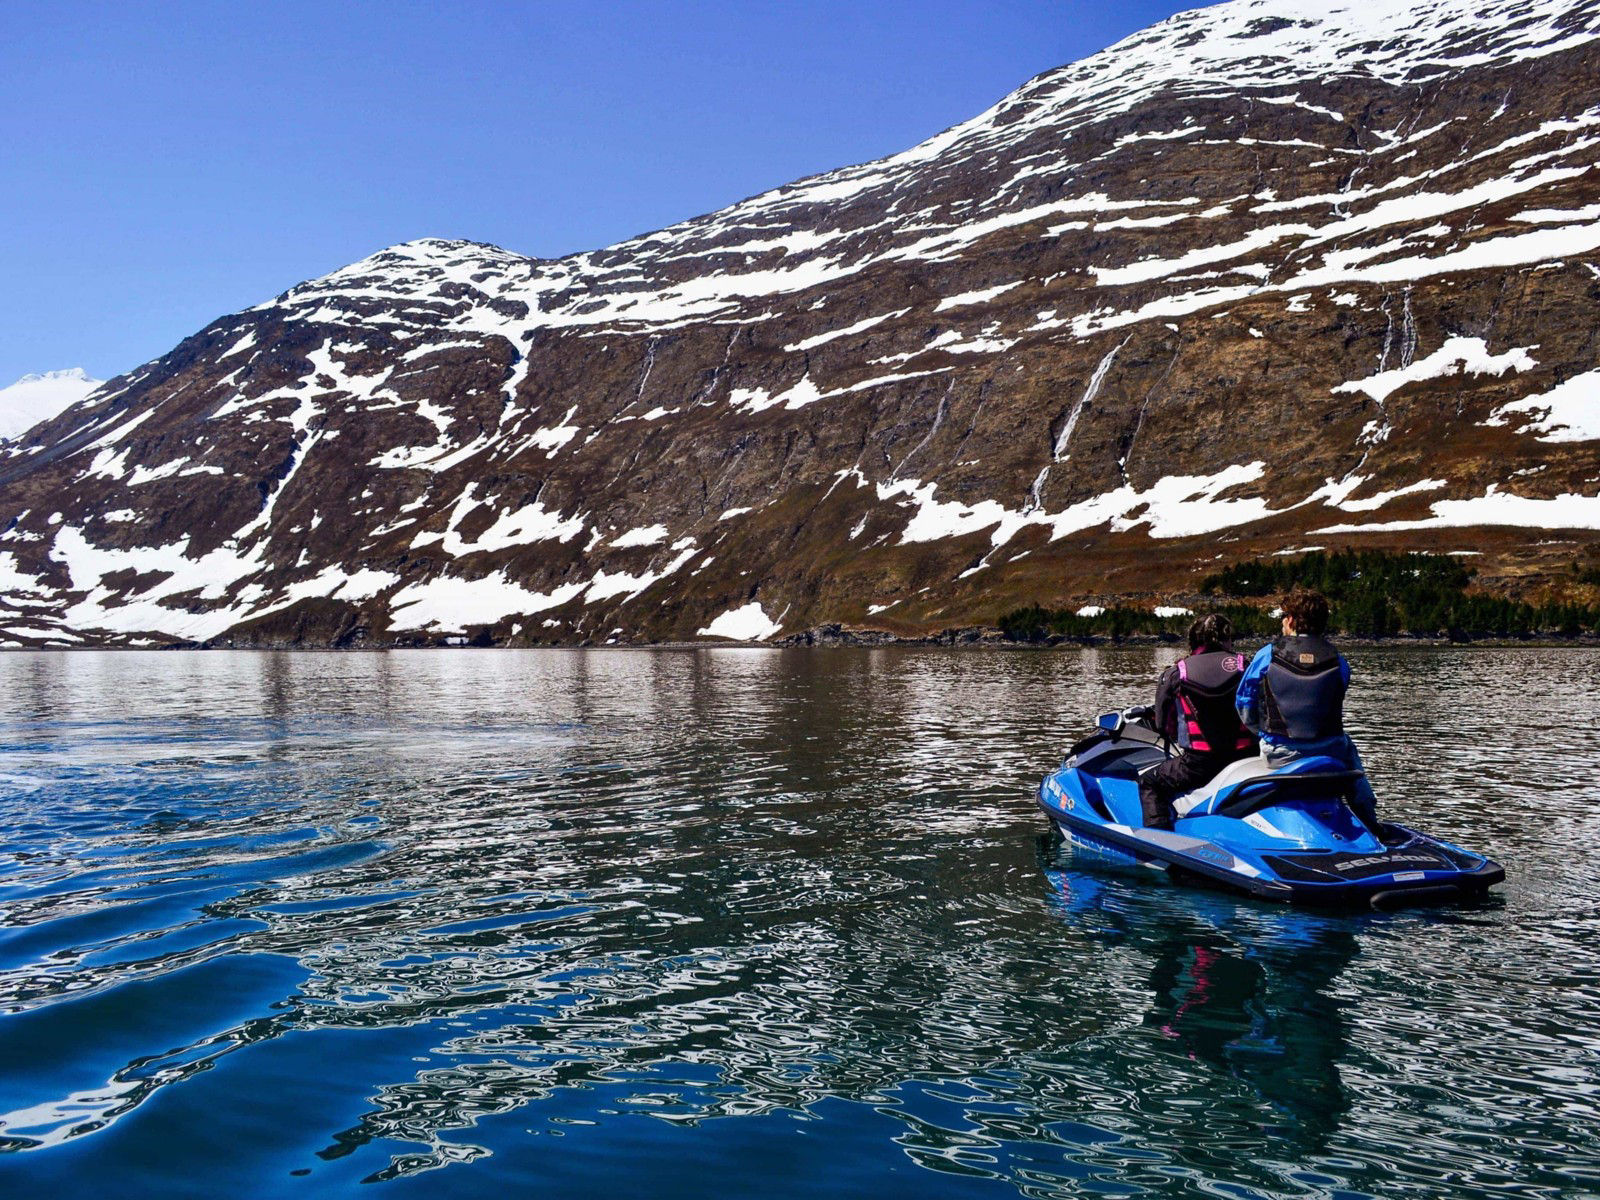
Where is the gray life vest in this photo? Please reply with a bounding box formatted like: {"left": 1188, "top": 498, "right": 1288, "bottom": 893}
{"left": 1262, "top": 635, "right": 1346, "bottom": 740}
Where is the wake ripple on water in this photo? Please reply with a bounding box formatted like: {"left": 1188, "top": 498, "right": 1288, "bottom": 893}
{"left": 0, "top": 647, "right": 1597, "bottom": 1199}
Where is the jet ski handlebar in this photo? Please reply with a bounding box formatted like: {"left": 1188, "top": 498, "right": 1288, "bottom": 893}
{"left": 1096, "top": 706, "right": 1156, "bottom": 740}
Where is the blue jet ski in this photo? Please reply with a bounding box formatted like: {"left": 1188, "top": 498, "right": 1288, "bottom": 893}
{"left": 1038, "top": 707, "right": 1504, "bottom": 908}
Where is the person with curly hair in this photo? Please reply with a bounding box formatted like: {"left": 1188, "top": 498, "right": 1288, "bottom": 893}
{"left": 1235, "top": 587, "right": 1379, "bottom": 826}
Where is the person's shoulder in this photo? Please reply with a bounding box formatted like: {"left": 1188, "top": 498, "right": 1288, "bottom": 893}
{"left": 1319, "top": 637, "right": 1354, "bottom": 678}
{"left": 1235, "top": 644, "right": 1270, "bottom": 684}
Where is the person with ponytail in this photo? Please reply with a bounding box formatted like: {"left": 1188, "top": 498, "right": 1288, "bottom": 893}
{"left": 1138, "top": 613, "right": 1258, "bottom": 830}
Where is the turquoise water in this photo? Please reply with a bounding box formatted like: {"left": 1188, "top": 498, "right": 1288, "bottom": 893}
{"left": 1, "top": 647, "right": 1597, "bottom": 1198}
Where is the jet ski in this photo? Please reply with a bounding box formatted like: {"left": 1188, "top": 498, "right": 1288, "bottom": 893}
{"left": 1037, "top": 707, "right": 1504, "bottom": 908}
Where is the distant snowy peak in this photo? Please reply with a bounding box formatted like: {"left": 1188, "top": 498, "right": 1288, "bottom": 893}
{"left": 272, "top": 0, "right": 1600, "bottom": 342}
{"left": 0, "top": 368, "right": 102, "bottom": 442}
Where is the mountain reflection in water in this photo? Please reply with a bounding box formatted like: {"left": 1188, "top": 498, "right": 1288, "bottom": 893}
{"left": 0, "top": 647, "right": 1597, "bottom": 1200}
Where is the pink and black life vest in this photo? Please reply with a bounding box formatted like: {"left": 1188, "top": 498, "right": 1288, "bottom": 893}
{"left": 1174, "top": 651, "right": 1256, "bottom": 755}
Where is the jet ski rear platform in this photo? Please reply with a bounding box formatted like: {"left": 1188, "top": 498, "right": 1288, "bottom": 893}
{"left": 1038, "top": 713, "right": 1504, "bottom": 909}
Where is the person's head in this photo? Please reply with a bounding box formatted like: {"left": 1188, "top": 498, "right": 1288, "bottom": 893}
{"left": 1188, "top": 612, "right": 1234, "bottom": 653}
{"left": 1280, "top": 587, "right": 1331, "bottom": 636}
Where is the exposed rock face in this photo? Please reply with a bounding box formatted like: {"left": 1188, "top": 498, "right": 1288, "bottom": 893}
{"left": 2, "top": 0, "right": 1599, "bottom": 647}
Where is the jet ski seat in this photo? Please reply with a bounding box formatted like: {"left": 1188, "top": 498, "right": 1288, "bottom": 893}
{"left": 1174, "top": 755, "right": 1361, "bottom": 818}
{"left": 1172, "top": 756, "right": 1275, "bottom": 817}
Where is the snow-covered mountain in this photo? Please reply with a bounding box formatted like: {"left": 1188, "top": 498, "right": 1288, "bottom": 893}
{"left": 0, "top": 369, "right": 102, "bottom": 443}
{"left": 2, "top": 0, "right": 1598, "bottom": 647}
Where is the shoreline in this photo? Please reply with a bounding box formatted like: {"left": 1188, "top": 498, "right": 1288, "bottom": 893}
{"left": 3, "top": 629, "right": 1598, "bottom": 653}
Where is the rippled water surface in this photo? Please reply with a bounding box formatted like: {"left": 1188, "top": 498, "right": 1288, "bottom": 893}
{"left": 2, "top": 647, "right": 1598, "bottom": 1199}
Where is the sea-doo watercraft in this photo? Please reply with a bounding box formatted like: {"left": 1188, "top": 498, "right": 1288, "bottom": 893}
{"left": 1038, "top": 708, "right": 1504, "bottom": 908}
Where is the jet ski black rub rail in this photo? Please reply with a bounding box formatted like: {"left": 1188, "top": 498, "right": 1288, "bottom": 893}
{"left": 1367, "top": 881, "right": 1495, "bottom": 909}
{"left": 1043, "top": 805, "right": 1296, "bottom": 902}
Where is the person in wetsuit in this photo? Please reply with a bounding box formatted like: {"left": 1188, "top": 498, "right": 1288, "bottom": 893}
{"left": 1235, "top": 587, "right": 1379, "bottom": 827}
{"left": 1138, "top": 613, "right": 1257, "bottom": 830}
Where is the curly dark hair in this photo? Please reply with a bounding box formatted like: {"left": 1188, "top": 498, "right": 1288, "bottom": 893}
{"left": 1188, "top": 613, "right": 1234, "bottom": 653}
{"left": 1281, "top": 587, "right": 1331, "bottom": 636}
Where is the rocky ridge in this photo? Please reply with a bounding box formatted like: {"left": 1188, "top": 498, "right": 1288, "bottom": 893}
{"left": 2, "top": 0, "right": 1599, "bottom": 647}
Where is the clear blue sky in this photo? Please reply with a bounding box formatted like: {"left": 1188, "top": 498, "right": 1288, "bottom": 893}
{"left": 1, "top": 0, "right": 1207, "bottom": 385}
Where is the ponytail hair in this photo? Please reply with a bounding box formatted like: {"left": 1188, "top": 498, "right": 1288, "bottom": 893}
{"left": 1188, "top": 613, "right": 1234, "bottom": 654}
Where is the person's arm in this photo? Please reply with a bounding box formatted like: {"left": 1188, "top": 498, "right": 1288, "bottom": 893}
{"left": 1236, "top": 644, "right": 1273, "bottom": 733}
{"left": 1154, "top": 664, "right": 1179, "bottom": 742}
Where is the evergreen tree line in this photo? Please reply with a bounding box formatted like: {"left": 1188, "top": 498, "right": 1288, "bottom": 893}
{"left": 997, "top": 603, "right": 1273, "bottom": 642}
{"left": 997, "top": 550, "right": 1600, "bottom": 641}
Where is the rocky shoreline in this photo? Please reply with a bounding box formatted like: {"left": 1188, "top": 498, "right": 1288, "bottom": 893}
{"left": 6, "top": 626, "right": 1596, "bottom": 651}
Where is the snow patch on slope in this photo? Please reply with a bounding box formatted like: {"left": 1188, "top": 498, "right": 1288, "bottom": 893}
{"left": 413, "top": 486, "right": 588, "bottom": 556}
{"left": 388, "top": 573, "right": 587, "bottom": 632}
{"left": 610, "top": 524, "right": 668, "bottom": 548}
{"left": 1316, "top": 487, "right": 1600, "bottom": 532}
{"left": 698, "top": 602, "right": 782, "bottom": 641}
{"left": 879, "top": 461, "right": 1275, "bottom": 548}
{"left": 1333, "top": 337, "right": 1538, "bottom": 403}
{"left": 1487, "top": 369, "right": 1600, "bottom": 441}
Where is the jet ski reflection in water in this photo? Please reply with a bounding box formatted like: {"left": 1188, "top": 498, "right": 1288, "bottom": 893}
{"left": 1144, "top": 929, "right": 1355, "bottom": 1146}
{"left": 1041, "top": 863, "right": 1357, "bottom": 1150}
{"left": 1037, "top": 597, "right": 1505, "bottom": 908}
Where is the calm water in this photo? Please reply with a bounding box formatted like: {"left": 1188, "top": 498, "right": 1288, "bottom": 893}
{"left": 1, "top": 647, "right": 1598, "bottom": 1199}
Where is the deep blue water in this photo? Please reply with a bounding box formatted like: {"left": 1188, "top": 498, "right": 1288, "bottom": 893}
{"left": 1, "top": 647, "right": 1598, "bottom": 1199}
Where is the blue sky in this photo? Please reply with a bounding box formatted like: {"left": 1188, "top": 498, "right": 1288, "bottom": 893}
{"left": 1, "top": 0, "right": 1207, "bottom": 384}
